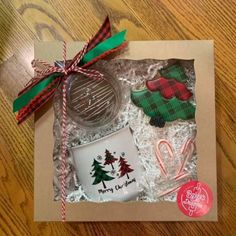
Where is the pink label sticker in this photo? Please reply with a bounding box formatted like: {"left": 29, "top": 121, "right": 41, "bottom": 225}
{"left": 177, "top": 180, "right": 213, "bottom": 218}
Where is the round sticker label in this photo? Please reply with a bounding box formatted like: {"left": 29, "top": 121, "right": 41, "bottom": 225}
{"left": 177, "top": 181, "right": 213, "bottom": 218}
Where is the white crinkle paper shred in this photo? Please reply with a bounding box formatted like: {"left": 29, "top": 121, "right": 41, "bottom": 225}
{"left": 53, "top": 59, "right": 197, "bottom": 202}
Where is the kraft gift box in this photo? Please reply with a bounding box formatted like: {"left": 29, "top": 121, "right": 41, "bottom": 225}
{"left": 34, "top": 40, "right": 217, "bottom": 221}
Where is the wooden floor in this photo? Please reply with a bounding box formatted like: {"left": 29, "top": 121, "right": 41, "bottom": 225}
{"left": 0, "top": 0, "right": 236, "bottom": 235}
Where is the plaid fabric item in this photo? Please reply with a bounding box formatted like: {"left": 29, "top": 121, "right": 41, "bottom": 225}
{"left": 131, "top": 89, "right": 195, "bottom": 122}
{"left": 146, "top": 77, "right": 192, "bottom": 101}
{"left": 87, "top": 16, "right": 112, "bottom": 52}
{"left": 18, "top": 72, "right": 62, "bottom": 96}
{"left": 160, "top": 63, "right": 187, "bottom": 83}
{"left": 17, "top": 76, "right": 61, "bottom": 123}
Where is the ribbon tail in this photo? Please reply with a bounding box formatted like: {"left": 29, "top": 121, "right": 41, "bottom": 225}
{"left": 13, "top": 73, "right": 62, "bottom": 113}
{"left": 16, "top": 77, "right": 61, "bottom": 123}
{"left": 87, "top": 16, "right": 112, "bottom": 52}
{"left": 81, "top": 30, "right": 127, "bottom": 66}
{"left": 82, "top": 42, "right": 128, "bottom": 68}
{"left": 68, "top": 16, "right": 112, "bottom": 69}
{"left": 19, "top": 76, "right": 44, "bottom": 96}
{"left": 17, "top": 88, "right": 56, "bottom": 124}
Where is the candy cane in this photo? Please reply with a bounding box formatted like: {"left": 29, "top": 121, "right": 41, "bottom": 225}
{"left": 176, "top": 138, "right": 195, "bottom": 176}
{"left": 155, "top": 139, "right": 174, "bottom": 177}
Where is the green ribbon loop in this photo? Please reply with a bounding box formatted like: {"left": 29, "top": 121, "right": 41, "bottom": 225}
{"left": 81, "top": 30, "right": 126, "bottom": 64}
{"left": 13, "top": 73, "right": 61, "bottom": 112}
{"left": 13, "top": 30, "right": 127, "bottom": 113}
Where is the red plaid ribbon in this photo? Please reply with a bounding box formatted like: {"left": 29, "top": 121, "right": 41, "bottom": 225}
{"left": 17, "top": 76, "right": 61, "bottom": 123}
{"left": 87, "top": 16, "right": 112, "bottom": 51}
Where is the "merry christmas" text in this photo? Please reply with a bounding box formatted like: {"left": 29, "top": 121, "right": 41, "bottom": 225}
{"left": 97, "top": 178, "right": 136, "bottom": 194}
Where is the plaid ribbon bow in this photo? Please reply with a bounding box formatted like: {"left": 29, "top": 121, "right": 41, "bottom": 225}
{"left": 17, "top": 42, "right": 103, "bottom": 123}
{"left": 13, "top": 16, "right": 127, "bottom": 222}
{"left": 13, "top": 16, "right": 127, "bottom": 123}
{"left": 32, "top": 43, "right": 103, "bottom": 79}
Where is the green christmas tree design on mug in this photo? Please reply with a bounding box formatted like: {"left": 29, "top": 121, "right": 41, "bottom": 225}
{"left": 91, "top": 159, "right": 114, "bottom": 189}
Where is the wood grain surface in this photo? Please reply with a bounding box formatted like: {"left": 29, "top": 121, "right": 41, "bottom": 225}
{"left": 0, "top": 0, "right": 235, "bottom": 235}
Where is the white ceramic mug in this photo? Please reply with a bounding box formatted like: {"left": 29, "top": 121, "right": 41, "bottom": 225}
{"left": 70, "top": 126, "right": 142, "bottom": 201}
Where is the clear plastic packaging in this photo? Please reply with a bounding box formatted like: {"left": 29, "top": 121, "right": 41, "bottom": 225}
{"left": 53, "top": 59, "right": 197, "bottom": 203}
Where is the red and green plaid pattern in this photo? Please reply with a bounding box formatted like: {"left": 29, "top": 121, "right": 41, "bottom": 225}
{"left": 146, "top": 77, "right": 192, "bottom": 101}
{"left": 87, "top": 16, "right": 112, "bottom": 52}
{"left": 83, "top": 41, "right": 128, "bottom": 68}
{"left": 160, "top": 63, "right": 187, "bottom": 83}
{"left": 71, "top": 16, "right": 112, "bottom": 68}
{"left": 15, "top": 16, "right": 126, "bottom": 124}
{"left": 131, "top": 89, "right": 195, "bottom": 122}
{"left": 17, "top": 76, "right": 61, "bottom": 123}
